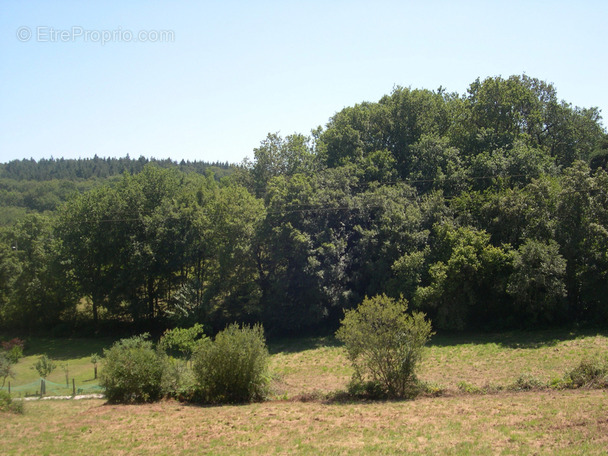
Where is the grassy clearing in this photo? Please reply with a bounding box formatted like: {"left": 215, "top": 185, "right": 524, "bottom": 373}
{"left": 421, "top": 330, "right": 608, "bottom": 390}
{"left": 5, "top": 329, "right": 608, "bottom": 398}
{"left": 269, "top": 330, "right": 608, "bottom": 397}
{"left": 5, "top": 337, "right": 115, "bottom": 396}
{"left": 269, "top": 336, "right": 351, "bottom": 397}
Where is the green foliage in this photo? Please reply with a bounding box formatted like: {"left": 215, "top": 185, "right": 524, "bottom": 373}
{"left": 1, "top": 215, "right": 78, "bottom": 329}
{"left": 564, "top": 357, "right": 608, "bottom": 388}
{"left": 414, "top": 224, "right": 512, "bottom": 329}
{"left": 192, "top": 323, "right": 269, "bottom": 404}
{"left": 158, "top": 323, "right": 206, "bottom": 359}
{"left": 0, "top": 390, "right": 24, "bottom": 414}
{"left": 2, "top": 75, "right": 608, "bottom": 334}
{"left": 507, "top": 239, "right": 567, "bottom": 324}
{"left": 336, "top": 294, "right": 434, "bottom": 398}
{"left": 509, "top": 373, "right": 546, "bottom": 391}
{"left": 250, "top": 132, "right": 316, "bottom": 197}
{"left": 160, "top": 356, "right": 196, "bottom": 400}
{"left": 99, "top": 334, "right": 164, "bottom": 403}
{"left": 34, "top": 355, "right": 56, "bottom": 379}
{"left": 1, "top": 338, "right": 24, "bottom": 364}
{"left": 0, "top": 352, "right": 15, "bottom": 388}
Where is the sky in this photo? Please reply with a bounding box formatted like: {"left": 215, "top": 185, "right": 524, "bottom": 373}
{"left": 1, "top": 0, "right": 607, "bottom": 165}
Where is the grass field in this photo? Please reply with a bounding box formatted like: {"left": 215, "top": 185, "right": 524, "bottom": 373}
{"left": 5, "top": 337, "right": 114, "bottom": 396}
{"left": 2, "top": 329, "right": 608, "bottom": 455}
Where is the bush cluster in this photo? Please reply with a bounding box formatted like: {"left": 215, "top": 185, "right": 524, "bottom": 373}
{"left": 99, "top": 324, "right": 269, "bottom": 405}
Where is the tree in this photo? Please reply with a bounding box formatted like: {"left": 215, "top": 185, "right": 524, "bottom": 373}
{"left": 250, "top": 133, "right": 316, "bottom": 198}
{"left": 0, "top": 339, "right": 23, "bottom": 387}
{"left": 409, "top": 134, "right": 468, "bottom": 195}
{"left": 507, "top": 239, "right": 567, "bottom": 325}
{"left": 34, "top": 355, "right": 56, "bottom": 379}
{"left": 0, "top": 353, "right": 14, "bottom": 388}
{"left": 336, "top": 294, "right": 433, "bottom": 398}
{"left": 57, "top": 185, "right": 126, "bottom": 324}
{"left": 90, "top": 353, "right": 99, "bottom": 380}
{"left": 413, "top": 224, "right": 512, "bottom": 329}
{"left": 2, "top": 215, "right": 77, "bottom": 329}
{"left": 0, "top": 237, "right": 20, "bottom": 327}
{"left": 158, "top": 323, "right": 206, "bottom": 360}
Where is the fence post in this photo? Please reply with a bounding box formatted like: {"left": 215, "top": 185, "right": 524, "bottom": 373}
{"left": 73, "top": 378, "right": 76, "bottom": 396}
{"left": 40, "top": 379, "right": 44, "bottom": 396}
{"left": 8, "top": 382, "right": 10, "bottom": 394}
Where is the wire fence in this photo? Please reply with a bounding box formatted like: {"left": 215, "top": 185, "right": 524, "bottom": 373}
{"left": 1, "top": 378, "right": 104, "bottom": 398}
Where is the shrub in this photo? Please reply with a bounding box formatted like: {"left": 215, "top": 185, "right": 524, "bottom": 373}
{"left": 456, "top": 381, "right": 484, "bottom": 394}
{"left": 0, "top": 390, "right": 24, "bottom": 414}
{"left": 1, "top": 338, "right": 24, "bottom": 364}
{"left": 161, "top": 356, "right": 196, "bottom": 400}
{"left": 99, "top": 334, "right": 165, "bottom": 403}
{"left": 192, "top": 323, "right": 269, "bottom": 404}
{"left": 564, "top": 357, "right": 608, "bottom": 388}
{"left": 347, "top": 379, "right": 388, "bottom": 400}
{"left": 336, "top": 294, "right": 434, "bottom": 399}
{"left": 510, "top": 373, "right": 545, "bottom": 391}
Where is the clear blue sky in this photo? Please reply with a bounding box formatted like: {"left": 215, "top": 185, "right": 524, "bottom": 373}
{"left": 1, "top": 0, "right": 607, "bottom": 164}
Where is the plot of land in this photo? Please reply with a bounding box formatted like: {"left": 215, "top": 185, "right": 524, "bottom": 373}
{"left": 3, "top": 390, "right": 608, "bottom": 455}
{"left": 2, "top": 329, "right": 607, "bottom": 455}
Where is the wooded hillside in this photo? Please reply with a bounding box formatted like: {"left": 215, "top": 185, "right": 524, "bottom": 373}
{"left": 1, "top": 75, "right": 607, "bottom": 335}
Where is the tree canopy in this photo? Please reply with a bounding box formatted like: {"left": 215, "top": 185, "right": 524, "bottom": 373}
{"left": 1, "top": 75, "right": 607, "bottom": 335}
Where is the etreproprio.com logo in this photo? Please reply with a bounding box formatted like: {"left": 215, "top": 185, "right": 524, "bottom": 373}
{"left": 17, "top": 26, "right": 175, "bottom": 45}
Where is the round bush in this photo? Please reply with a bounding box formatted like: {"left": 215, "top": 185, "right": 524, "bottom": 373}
{"left": 192, "top": 323, "right": 269, "bottom": 404}
{"left": 100, "top": 334, "right": 165, "bottom": 403}
{"left": 336, "top": 294, "right": 434, "bottom": 399}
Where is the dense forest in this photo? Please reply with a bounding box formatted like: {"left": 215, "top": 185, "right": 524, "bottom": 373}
{"left": 1, "top": 75, "right": 608, "bottom": 336}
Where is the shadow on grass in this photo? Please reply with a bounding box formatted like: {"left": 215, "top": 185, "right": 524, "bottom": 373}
{"left": 22, "top": 337, "right": 116, "bottom": 360}
{"left": 268, "top": 336, "right": 342, "bottom": 355}
{"left": 428, "top": 328, "right": 608, "bottom": 349}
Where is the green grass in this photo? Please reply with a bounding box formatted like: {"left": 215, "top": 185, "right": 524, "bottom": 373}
{"left": 4, "top": 337, "right": 115, "bottom": 396}
{"left": 420, "top": 329, "right": 608, "bottom": 389}
{"left": 4, "top": 329, "right": 608, "bottom": 398}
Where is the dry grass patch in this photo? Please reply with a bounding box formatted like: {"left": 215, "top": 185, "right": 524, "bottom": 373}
{"left": 3, "top": 390, "right": 608, "bottom": 455}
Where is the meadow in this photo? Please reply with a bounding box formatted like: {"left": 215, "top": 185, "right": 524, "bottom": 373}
{"left": 2, "top": 329, "right": 608, "bottom": 455}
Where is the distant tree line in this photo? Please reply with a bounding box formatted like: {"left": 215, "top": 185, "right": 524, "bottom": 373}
{"left": 1, "top": 75, "right": 607, "bottom": 335}
{"left": 0, "top": 156, "right": 235, "bottom": 226}
{"left": 0, "top": 155, "right": 233, "bottom": 181}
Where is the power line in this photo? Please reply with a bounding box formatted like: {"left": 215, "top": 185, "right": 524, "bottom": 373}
{"left": 54, "top": 171, "right": 608, "bottom": 223}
